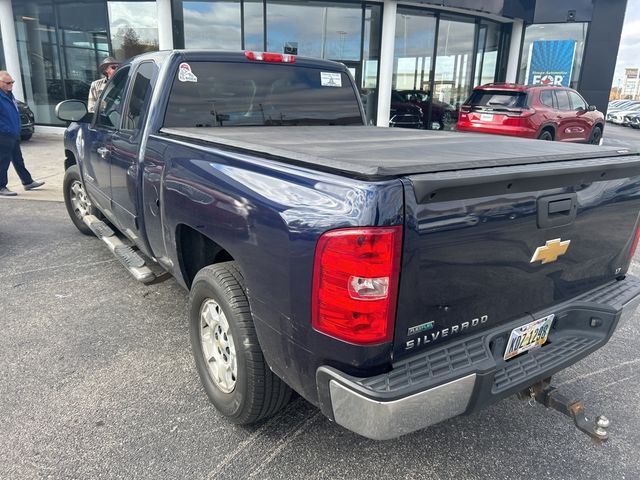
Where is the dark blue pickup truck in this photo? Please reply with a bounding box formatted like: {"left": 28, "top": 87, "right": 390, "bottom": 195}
{"left": 55, "top": 50, "right": 640, "bottom": 441}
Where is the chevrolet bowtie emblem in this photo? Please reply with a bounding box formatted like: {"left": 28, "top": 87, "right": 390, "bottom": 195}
{"left": 530, "top": 238, "right": 571, "bottom": 264}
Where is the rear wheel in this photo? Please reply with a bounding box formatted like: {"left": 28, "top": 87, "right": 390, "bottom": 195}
{"left": 189, "top": 262, "right": 292, "bottom": 424}
{"left": 63, "top": 165, "right": 99, "bottom": 236}
{"left": 588, "top": 125, "right": 603, "bottom": 145}
{"left": 537, "top": 129, "right": 554, "bottom": 141}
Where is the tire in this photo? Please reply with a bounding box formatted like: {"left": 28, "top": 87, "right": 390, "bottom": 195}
{"left": 189, "top": 262, "right": 292, "bottom": 424}
{"left": 439, "top": 111, "right": 452, "bottom": 130}
{"left": 63, "top": 165, "right": 99, "bottom": 236}
{"left": 588, "top": 125, "right": 603, "bottom": 145}
{"left": 538, "top": 129, "right": 554, "bottom": 141}
{"left": 20, "top": 133, "right": 33, "bottom": 142}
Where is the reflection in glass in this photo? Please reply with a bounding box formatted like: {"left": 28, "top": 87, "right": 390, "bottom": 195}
{"left": 393, "top": 10, "right": 436, "bottom": 91}
{"left": 244, "top": 0, "right": 264, "bottom": 51}
{"left": 361, "top": 4, "right": 382, "bottom": 125}
{"left": 108, "top": 2, "right": 159, "bottom": 61}
{"left": 266, "top": 1, "right": 362, "bottom": 61}
{"left": 58, "top": 2, "right": 109, "bottom": 106}
{"left": 0, "top": 29, "right": 5, "bottom": 70}
{"left": 475, "top": 22, "right": 500, "bottom": 87}
{"left": 183, "top": 1, "right": 241, "bottom": 49}
{"left": 14, "top": 1, "right": 109, "bottom": 125}
{"left": 519, "top": 23, "right": 588, "bottom": 89}
{"left": 434, "top": 17, "right": 476, "bottom": 113}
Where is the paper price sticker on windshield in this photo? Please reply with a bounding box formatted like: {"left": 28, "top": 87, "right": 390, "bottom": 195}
{"left": 320, "top": 72, "right": 342, "bottom": 87}
{"left": 178, "top": 63, "right": 198, "bottom": 83}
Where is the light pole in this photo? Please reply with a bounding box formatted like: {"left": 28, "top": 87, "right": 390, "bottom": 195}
{"left": 337, "top": 30, "right": 347, "bottom": 60}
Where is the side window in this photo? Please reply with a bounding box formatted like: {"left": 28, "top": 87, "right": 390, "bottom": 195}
{"left": 568, "top": 91, "right": 587, "bottom": 111}
{"left": 122, "top": 62, "right": 156, "bottom": 132}
{"left": 554, "top": 90, "right": 571, "bottom": 111}
{"left": 96, "top": 66, "right": 130, "bottom": 129}
{"left": 539, "top": 90, "right": 554, "bottom": 108}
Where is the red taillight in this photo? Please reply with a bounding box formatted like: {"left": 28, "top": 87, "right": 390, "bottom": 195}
{"left": 244, "top": 51, "right": 295, "bottom": 63}
{"left": 312, "top": 227, "right": 402, "bottom": 345}
{"left": 509, "top": 108, "right": 536, "bottom": 118}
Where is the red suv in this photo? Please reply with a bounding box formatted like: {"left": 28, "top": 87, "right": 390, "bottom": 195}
{"left": 456, "top": 84, "right": 604, "bottom": 144}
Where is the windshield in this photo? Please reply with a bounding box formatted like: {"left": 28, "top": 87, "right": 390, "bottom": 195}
{"left": 163, "top": 61, "right": 363, "bottom": 128}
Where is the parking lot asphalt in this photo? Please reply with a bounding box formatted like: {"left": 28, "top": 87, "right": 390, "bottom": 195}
{"left": 2, "top": 125, "right": 640, "bottom": 479}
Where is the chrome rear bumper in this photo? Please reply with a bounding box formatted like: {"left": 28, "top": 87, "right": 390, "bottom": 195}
{"left": 316, "top": 276, "right": 640, "bottom": 440}
{"left": 321, "top": 368, "right": 475, "bottom": 440}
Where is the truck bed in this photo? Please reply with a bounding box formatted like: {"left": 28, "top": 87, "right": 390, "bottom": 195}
{"left": 160, "top": 126, "right": 637, "bottom": 179}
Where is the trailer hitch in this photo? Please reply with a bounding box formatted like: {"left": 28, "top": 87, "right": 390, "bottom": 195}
{"left": 519, "top": 380, "right": 610, "bottom": 445}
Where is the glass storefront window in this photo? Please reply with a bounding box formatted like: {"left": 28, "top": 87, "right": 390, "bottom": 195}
{"left": 15, "top": 2, "right": 64, "bottom": 125}
{"left": 107, "top": 1, "right": 159, "bottom": 61}
{"left": 244, "top": 0, "right": 264, "bottom": 51}
{"left": 394, "top": 10, "right": 436, "bottom": 91}
{"left": 361, "top": 4, "right": 381, "bottom": 124}
{"left": 266, "top": 1, "right": 362, "bottom": 62}
{"left": 14, "top": 1, "right": 111, "bottom": 125}
{"left": 518, "top": 23, "right": 588, "bottom": 89}
{"left": 0, "top": 29, "right": 5, "bottom": 70}
{"left": 182, "top": 1, "right": 242, "bottom": 49}
{"left": 475, "top": 21, "right": 500, "bottom": 87}
{"left": 434, "top": 16, "right": 475, "bottom": 112}
{"left": 58, "top": 3, "right": 109, "bottom": 109}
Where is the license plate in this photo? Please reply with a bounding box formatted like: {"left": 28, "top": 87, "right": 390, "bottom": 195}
{"left": 503, "top": 314, "right": 554, "bottom": 361}
{"left": 480, "top": 113, "right": 494, "bottom": 121}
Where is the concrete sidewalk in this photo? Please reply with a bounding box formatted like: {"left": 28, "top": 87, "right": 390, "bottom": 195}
{"left": 4, "top": 133, "right": 65, "bottom": 202}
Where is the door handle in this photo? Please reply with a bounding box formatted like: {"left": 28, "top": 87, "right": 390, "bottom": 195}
{"left": 97, "top": 147, "right": 109, "bottom": 159}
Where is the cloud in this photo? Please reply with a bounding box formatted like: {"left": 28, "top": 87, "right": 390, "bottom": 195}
{"left": 613, "top": 1, "right": 640, "bottom": 87}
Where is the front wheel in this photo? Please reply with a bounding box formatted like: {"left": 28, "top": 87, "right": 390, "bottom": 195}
{"left": 63, "top": 165, "right": 99, "bottom": 236}
{"left": 588, "top": 125, "right": 603, "bottom": 145}
{"left": 189, "top": 262, "right": 292, "bottom": 424}
{"left": 439, "top": 111, "right": 453, "bottom": 130}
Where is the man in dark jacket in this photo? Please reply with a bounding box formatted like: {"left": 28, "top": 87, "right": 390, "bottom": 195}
{"left": 0, "top": 71, "right": 44, "bottom": 196}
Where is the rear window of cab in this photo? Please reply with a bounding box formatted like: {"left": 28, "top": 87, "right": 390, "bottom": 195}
{"left": 163, "top": 61, "right": 364, "bottom": 128}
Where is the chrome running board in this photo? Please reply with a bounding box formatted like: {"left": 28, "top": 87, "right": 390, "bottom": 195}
{"left": 83, "top": 214, "right": 159, "bottom": 284}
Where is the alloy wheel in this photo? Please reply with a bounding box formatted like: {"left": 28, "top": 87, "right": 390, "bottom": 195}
{"left": 69, "top": 180, "right": 92, "bottom": 218}
{"left": 200, "top": 299, "right": 237, "bottom": 393}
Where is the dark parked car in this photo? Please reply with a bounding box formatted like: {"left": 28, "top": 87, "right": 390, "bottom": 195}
{"left": 389, "top": 98, "right": 423, "bottom": 129}
{"left": 17, "top": 100, "right": 35, "bottom": 141}
{"left": 393, "top": 90, "right": 457, "bottom": 130}
{"left": 457, "top": 83, "right": 605, "bottom": 144}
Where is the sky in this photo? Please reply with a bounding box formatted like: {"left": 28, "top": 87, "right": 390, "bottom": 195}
{"left": 613, "top": 0, "right": 640, "bottom": 87}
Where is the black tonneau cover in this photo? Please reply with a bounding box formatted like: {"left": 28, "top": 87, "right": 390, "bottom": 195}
{"left": 160, "top": 126, "right": 637, "bottom": 179}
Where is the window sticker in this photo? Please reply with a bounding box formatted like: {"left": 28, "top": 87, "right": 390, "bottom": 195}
{"left": 178, "top": 63, "right": 198, "bottom": 83}
{"left": 320, "top": 72, "right": 342, "bottom": 87}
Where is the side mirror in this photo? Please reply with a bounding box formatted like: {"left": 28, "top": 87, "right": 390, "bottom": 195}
{"left": 55, "top": 100, "right": 89, "bottom": 122}
{"left": 588, "top": 105, "right": 597, "bottom": 111}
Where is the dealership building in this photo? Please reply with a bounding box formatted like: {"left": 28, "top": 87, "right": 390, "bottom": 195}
{"left": 0, "top": 0, "right": 628, "bottom": 129}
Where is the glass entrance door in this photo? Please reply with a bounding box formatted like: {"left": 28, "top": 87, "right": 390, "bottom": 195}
{"left": 433, "top": 16, "right": 476, "bottom": 129}
{"left": 391, "top": 9, "right": 437, "bottom": 130}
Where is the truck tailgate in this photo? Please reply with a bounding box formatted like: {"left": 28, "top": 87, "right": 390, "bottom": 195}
{"left": 394, "top": 155, "right": 640, "bottom": 360}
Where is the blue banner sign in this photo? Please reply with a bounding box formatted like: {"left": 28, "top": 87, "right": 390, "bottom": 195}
{"left": 526, "top": 40, "right": 576, "bottom": 87}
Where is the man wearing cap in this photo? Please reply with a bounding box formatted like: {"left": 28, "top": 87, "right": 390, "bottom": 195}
{"left": 88, "top": 56, "right": 120, "bottom": 113}
{"left": 0, "top": 70, "right": 45, "bottom": 197}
